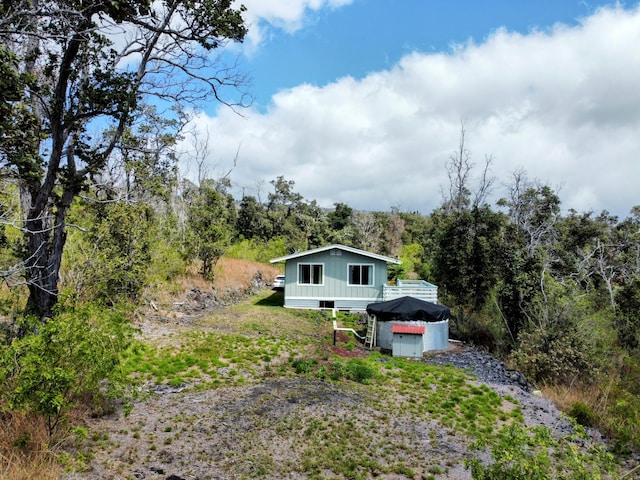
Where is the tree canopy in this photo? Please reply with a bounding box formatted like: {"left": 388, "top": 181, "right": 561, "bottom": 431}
{"left": 0, "top": 0, "right": 249, "bottom": 317}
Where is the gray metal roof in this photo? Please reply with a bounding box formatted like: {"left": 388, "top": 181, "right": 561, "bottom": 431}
{"left": 269, "top": 244, "right": 402, "bottom": 265}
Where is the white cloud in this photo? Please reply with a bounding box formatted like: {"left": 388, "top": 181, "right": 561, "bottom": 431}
{"left": 238, "top": 0, "right": 354, "bottom": 52}
{"left": 183, "top": 4, "right": 640, "bottom": 217}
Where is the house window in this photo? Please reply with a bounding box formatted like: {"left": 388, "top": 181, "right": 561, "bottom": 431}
{"left": 298, "top": 263, "right": 323, "bottom": 285}
{"left": 348, "top": 264, "right": 373, "bottom": 286}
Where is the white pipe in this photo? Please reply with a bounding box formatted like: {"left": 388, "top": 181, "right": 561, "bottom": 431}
{"left": 332, "top": 320, "right": 365, "bottom": 340}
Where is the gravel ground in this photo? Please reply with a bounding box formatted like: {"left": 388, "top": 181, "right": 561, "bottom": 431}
{"left": 423, "top": 343, "right": 578, "bottom": 437}
{"left": 59, "top": 340, "right": 622, "bottom": 480}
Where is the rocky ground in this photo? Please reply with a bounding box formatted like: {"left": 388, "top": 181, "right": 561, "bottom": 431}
{"left": 61, "top": 350, "right": 610, "bottom": 480}
{"left": 424, "top": 344, "right": 577, "bottom": 438}
{"left": 59, "top": 289, "right": 630, "bottom": 480}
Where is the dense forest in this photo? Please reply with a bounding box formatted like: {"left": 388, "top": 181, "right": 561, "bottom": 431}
{"left": 1, "top": 0, "right": 639, "bottom": 477}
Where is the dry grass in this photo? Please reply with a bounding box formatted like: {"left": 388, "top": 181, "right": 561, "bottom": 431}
{"left": 144, "top": 257, "right": 282, "bottom": 307}
{"left": 0, "top": 411, "right": 60, "bottom": 480}
{"left": 541, "top": 375, "right": 619, "bottom": 418}
{"left": 213, "top": 257, "right": 282, "bottom": 293}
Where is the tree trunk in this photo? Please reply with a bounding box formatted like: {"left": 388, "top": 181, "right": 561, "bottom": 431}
{"left": 22, "top": 184, "right": 76, "bottom": 319}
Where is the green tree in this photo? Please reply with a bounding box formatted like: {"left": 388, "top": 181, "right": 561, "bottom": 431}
{"left": 555, "top": 209, "right": 604, "bottom": 280}
{"left": 327, "top": 202, "right": 362, "bottom": 247}
{"left": 0, "top": 305, "right": 135, "bottom": 437}
{"left": 399, "top": 211, "right": 432, "bottom": 247}
{"left": 294, "top": 199, "right": 329, "bottom": 250}
{"left": 236, "top": 195, "right": 272, "bottom": 241}
{"left": 328, "top": 202, "right": 353, "bottom": 231}
{"left": 74, "top": 201, "right": 155, "bottom": 304}
{"left": 432, "top": 206, "right": 505, "bottom": 311}
{"left": 496, "top": 172, "right": 561, "bottom": 332}
{"left": 0, "top": 0, "right": 248, "bottom": 318}
{"left": 116, "top": 104, "right": 182, "bottom": 204}
{"left": 266, "top": 176, "right": 302, "bottom": 234}
{"left": 185, "top": 180, "right": 235, "bottom": 279}
{"left": 387, "top": 242, "right": 427, "bottom": 282}
{"left": 494, "top": 224, "right": 542, "bottom": 344}
{"left": 266, "top": 176, "right": 311, "bottom": 252}
{"left": 615, "top": 277, "right": 640, "bottom": 350}
{"left": 431, "top": 124, "right": 501, "bottom": 311}
{"left": 0, "top": 180, "right": 22, "bottom": 292}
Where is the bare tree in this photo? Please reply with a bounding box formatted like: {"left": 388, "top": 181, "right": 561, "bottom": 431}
{"left": 501, "top": 169, "right": 561, "bottom": 258}
{"left": 442, "top": 122, "right": 472, "bottom": 213}
{"left": 353, "top": 211, "right": 381, "bottom": 253}
{"left": 441, "top": 122, "right": 495, "bottom": 213}
{"left": 473, "top": 154, "right": 495, "bottom": 209}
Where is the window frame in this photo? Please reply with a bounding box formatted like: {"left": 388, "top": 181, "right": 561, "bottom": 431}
{"left": 347, "top": 263, "right": 374, "bottom": 287}
{"left": 297, "top": 262, "right": 324, "bottom": 286}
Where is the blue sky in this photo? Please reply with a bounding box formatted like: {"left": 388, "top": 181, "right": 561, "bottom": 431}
{"left": 180, "top": 0, "right": 640, "bottom": 218}
{"left": 244, "top": 1, "right": 606, "bottom": 110}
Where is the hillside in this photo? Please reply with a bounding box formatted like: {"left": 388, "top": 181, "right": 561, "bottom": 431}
{"left": 51, "top": 264, "right": 631, "bottom": 480}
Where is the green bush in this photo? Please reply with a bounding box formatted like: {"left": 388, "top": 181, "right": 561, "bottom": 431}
{"left": 449, "top": 308, "right": 501, "bottom": 352}
{"left": 509, "top": 327, "right": 594, "bottom": 385}
{"left": 466, "top": 423, "right": 619, "bottom": 479}
{"left": 602, "top": 354, "right": 640, "bottom": 451}
{"left": 290, "top": 358, "right": 318, "bottom": 375}
{"left": 568, "top": 402, "right": 596, "bottom": 428}
{"left": 345, "top": 358, "right": 376, "bottom": 384}
{"left": 226, "top": 237, "right": 287, "bottom": 263}
{"left": 0, "top": 304, "right": 135, "bottom": 436}
{"left": 607, "top": 388, "right": 640, "bottom": 453}
{"left": 325, "top": 360, "right": 343, "bottom": 381}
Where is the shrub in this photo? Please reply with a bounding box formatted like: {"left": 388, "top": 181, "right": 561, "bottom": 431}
{"left": 0, "top": 304, "right": 135, "bottom": 437}
{"left": 345, "top": 358, "right": 376, "bottom": 384}
{"left": 607, "top": 388, "right": 640, "bottom": 453}
{"left": 226, "top": 237, "right": 287, "bottom": 263}
{"left": 325, "top": 361, "right": 342, "bottom": 381}
{"left": 449, "top": 307, "right": 500, "bottom": 352}
{"left": 509, "top": 327, "right": 594, "bottom": 385}
{"left": 466, "top": 423, "right": 619, "bottom": 479}
{"left": 290, "top": 358, "right": 317, "bottom": 375}
{"left": 568, "top": 401, "right": 596, "bottom": 428}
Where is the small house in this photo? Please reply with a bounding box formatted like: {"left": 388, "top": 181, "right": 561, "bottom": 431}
{"left": 270, "top": 244, "right": 438, "bottom": 311}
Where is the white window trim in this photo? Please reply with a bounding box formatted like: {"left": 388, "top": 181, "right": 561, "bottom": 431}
{"left": 297, "top": 262, "right": 325, "bottom": 286}
{"left": 347, "top": 263, "right": 375, "bottom": 287}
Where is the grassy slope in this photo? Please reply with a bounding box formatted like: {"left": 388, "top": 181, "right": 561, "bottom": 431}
{"left": 2, "top": 258, "right": 625, "bottom": 479}
{"left": 65, "top": 279, "right": 623, "bottom": 479}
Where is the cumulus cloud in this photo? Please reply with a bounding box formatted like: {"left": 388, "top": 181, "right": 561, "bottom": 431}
{"left": 239, "top": 0, "right": 354, "bottom": 51}
{"left": 183, "top": 4, "right": 640, "bottom": 217}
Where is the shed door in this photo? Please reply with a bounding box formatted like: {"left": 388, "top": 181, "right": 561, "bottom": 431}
{"left": 392, "top": 333, "right": 423, "bottom": 358}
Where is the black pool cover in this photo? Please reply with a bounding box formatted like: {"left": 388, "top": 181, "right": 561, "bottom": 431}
{"left": 366, "top": 296, "right": 450, "bottom": 322}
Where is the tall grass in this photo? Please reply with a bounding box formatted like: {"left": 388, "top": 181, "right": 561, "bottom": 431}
{"left": 0, "top": 412, "right": 59, "bottom": 480}
{"left": 544, "top": 363, "right": 640, "bottom": 454}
